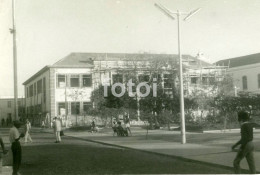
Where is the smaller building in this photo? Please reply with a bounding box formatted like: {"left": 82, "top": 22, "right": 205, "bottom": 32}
{"left": 0, "top": 96, "right": 25, "bottom": 126}
{"left": 216, "top": 53, "right": 260, "bottom": 95}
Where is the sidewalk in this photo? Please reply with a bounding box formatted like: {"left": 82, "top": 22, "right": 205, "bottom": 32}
{"left": 42, "top": 127, "right": 260, "bottom": 173}
{"left": 0, "top": 166, "right": 12, "bottom": 175}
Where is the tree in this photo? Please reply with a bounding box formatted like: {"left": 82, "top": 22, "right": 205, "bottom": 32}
{"left": 89, "top": 57, "right": 201, "bottom": 130}
{"left": 67, "top": 89, "right": 85, "bottom": 126}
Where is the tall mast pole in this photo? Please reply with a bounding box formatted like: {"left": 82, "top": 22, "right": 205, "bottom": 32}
{"left": 12, "top": 0, "right": 18, "bottom": 120}
{"left": 177, "top": 11, "right": 186, "bottom": 144}
{"left": 154, "top": 3, "right": 200, "bottom": 144}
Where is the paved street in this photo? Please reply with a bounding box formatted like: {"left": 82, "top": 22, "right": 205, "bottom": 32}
{"left": 59, "top": 126, "right": 260, "bottom": 174}
{"left": 0, "top": 127, "right": 240, "bottom": 174}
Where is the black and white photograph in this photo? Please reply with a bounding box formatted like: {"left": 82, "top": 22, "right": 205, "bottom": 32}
{"left": 0, "top": 0, "right": 260, "bottom": 174}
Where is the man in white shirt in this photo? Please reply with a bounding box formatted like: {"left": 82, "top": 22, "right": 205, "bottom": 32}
{"left": 9, "top": 121, "right": 24, "bottom": 175}
{"left": 53, "top": 117, "right": 62, "bottom": 143}
{"left": 24, "top": 119, "right": 32, "bottom": 143}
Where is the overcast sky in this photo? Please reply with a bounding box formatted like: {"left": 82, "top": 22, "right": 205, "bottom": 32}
{"left": 0, "top": 0, "right": 260, "bottom": 96}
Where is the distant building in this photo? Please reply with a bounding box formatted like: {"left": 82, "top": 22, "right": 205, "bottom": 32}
{"left": 23, "top": 52, "right": 226, "bottom": 126}
{"left": 0, "top": 96, "right": 25, "bottom": 125}
{"left": 216, "top": 53, "right": 260, "bottom": 95}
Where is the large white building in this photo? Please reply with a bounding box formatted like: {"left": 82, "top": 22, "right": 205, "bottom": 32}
{"left": 216, "top": 53, "right": 260, "bottom": 95}
{"left": 23, "top": 52, "right": 224, "bottom": 126}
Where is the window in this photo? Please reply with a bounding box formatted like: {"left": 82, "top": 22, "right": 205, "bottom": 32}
{"left": 83, "top": 102, "right": 92, "bottom": 113}
{"left": 29, "top": 85, "right": 33, "bottom": 97}
{"left": 70, "top": 75, "right": 79, "bottom": 87}
{"left": 43, "top": 78, "right": 46, "bottom": 91}
{"left": 27, "top": 87, "right": 29, "bottom": 98}
{"left": 43, "top": 78, "right": 46, "bottom": 103}
{"left": 36, "top": 104, "right": 42, "bottom": 113}
{"left": 112, "top": 74, "right": 123, "bottom": 83}
{"left": 34, "top": 105, "right": 38, "bottom": 114}
{"left": 58, "top": 102, "right": 66, "bottom": 115}
{"left": 18, "top": 101, "right": 21, "bottom": 106}
{"left": 153, "top": 74, "right": 161, "bottom": 82}
{"left": 71, "top": 102, "right": 80, "bottom": 115}
{"left": 37, "top": 79, "right": 42, "bottom": 94}
{"left": 7, "top": 101, "right": 11, "bottom": 108}
{"left": 8, "top": 113, "right": 12, "bottom": 120}
{"left": 30, "top": 106, "right": 33, "bottom": 114}
{"left": 191, "top": 77, "right": 197, "bottom": 84}
{"left": 208, "top": 77, "right": 215, "bottom": 85}
{"left": 258, "top": 74, "right": 260, "bottom": 89}
{"left": 57, "top": 75, "right": 66, "bottom": 88}
{"left": 34, "top": 83, "right": 37, "bottom": 95}
{"left": 202, "top": 77, "right": 207, "bottom": 84}
{"left": 242, "top": 76, "right": 247, "bottom": 90}
{"left": 83, "top": 74, "right": 92, "bottom": 87}
{"left": 138, "top": 75, "right": 150, "bottom": 82}
{"left": 164, "top": 74, "right": 173, "bottom": 88}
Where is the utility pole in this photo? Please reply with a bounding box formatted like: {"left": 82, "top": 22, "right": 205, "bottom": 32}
{"left": 155, "top": 3, "right": 201, "bottom": 144}
{"left": 10, "top": 0, "right": 18, "bottom": 120}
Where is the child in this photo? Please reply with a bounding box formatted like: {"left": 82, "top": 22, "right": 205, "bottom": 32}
{"left": 112, "top": 119, "right": 118, "bottom": 136}
{"left": 232, "top": 111, "right": 256, "bottom": 174}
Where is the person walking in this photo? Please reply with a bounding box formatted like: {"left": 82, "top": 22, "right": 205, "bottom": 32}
{"left": 54, "top": 117, "right": 62, "bottom": 143}
{"left": 9, "top": 121, "right": 25, "bottom": 175}
{"left": 41, "top": 120, "right": 45, "bottom": 129}
{"left": 125, "top": 116, "right": 132, "bottom": 136}
{"left": 91, "top": 120, "right": 97, "bottom": 133}
{"left": 24, "top": 119, "right": 33, "bottom": 143}
{"left": 1, "top": 118, "right": 4, "bottom": 127}
{"left": 232, "top": 111, "right": 256, "bottom": 174}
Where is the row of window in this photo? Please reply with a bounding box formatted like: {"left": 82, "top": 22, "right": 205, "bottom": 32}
{"left": 190, "top": 77, "right": 221, "bottom": 85}
{"left": 57, "top": 74, "right": 166, "bottom": 88}
{"left": 112, "top": 74, "right": 219, "bottom": 88}
{"left": 7, "top": 101, "right": 21, "bottom": 108}
{"left": 58, "top": 102, "right": 92, "bottom": 115}
{"left": 27, "top": 78, "right": 46, "bottom": 98}
{"left": 111, "top": 74, "right": 172, "bottom": 88}
{"left": 242, "top": 74, "right": 260, "bottom": 90}
{"left": 26, "top": 104, "right": 42, "bottom": 115}
{"left": 57, "top": 74, "right": 92, "bottom": 88}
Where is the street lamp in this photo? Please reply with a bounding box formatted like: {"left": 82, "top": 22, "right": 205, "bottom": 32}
{"left": 155, "top": 3, "right": 201, "bottom": 144}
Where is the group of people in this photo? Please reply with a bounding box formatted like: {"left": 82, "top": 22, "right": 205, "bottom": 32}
{"left": 0, "top": 117, "right": 63, "bottom": 175}
{"left": 112, "top": 113, "right": 132, "bottom": 137}
{"left": 1, "top": 117, "right": 13, "bottom": 127}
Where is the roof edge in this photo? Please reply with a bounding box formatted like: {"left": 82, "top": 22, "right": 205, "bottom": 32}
{"left": 23, "top": 66, "right": 51, "bottom": 85}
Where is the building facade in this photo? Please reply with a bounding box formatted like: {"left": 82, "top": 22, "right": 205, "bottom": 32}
{"left": 23, "top": 52, "right": 226, "bottom": 126}
{"left": 216, "top": 53, "right": 260, "bottom": 95}
{"left": 0, "top": 96, "right": 25, "bottom": 125}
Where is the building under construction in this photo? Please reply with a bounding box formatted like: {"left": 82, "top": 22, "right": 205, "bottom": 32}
{"left": 23, "top": 52, "right": 228, "bottom": 126}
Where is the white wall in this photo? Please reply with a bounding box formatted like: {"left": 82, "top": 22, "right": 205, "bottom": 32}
{"left": 228, "top": 63, "right": 260, "bottom": 94}
{"left": 54, "top": 68, "right": 93, "bottom": 116}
